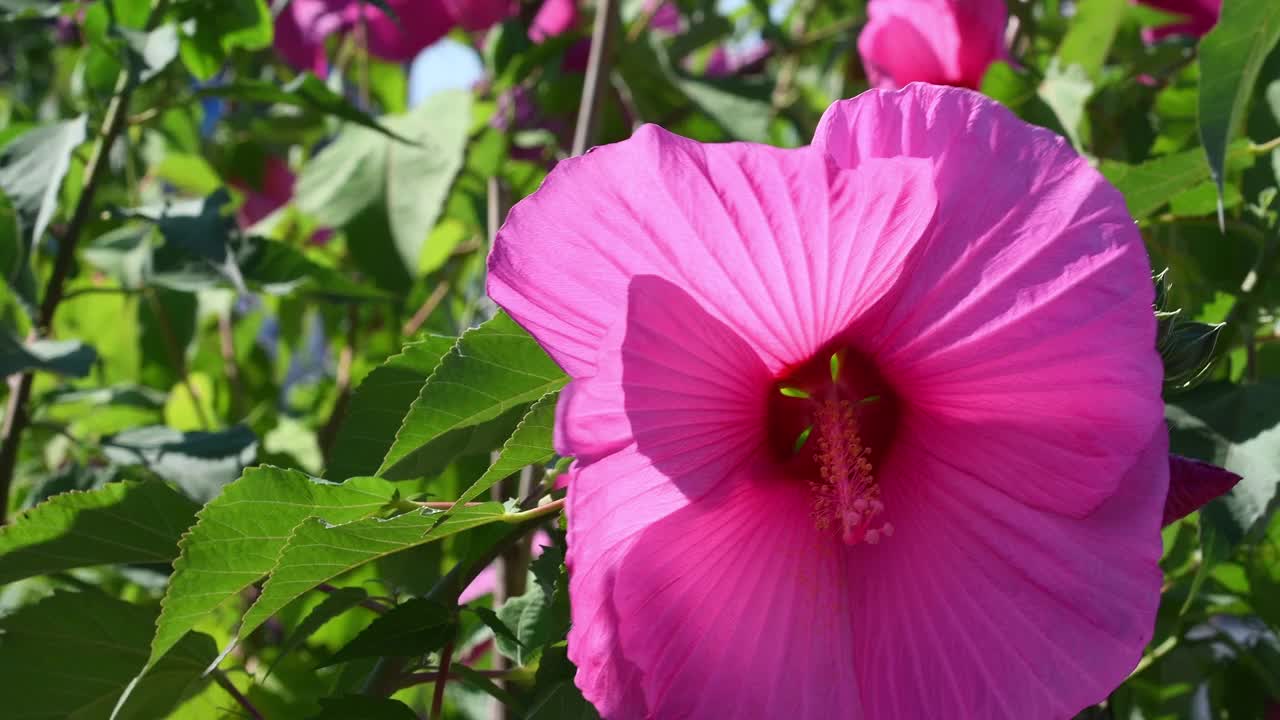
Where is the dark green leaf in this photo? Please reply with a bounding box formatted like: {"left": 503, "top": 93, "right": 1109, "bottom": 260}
{"left": 1100, "top": 142, "right": 1252, "bottom": 219}
{"left": 308, "top": 696, "right": 418, "bottom": 720}
{"left": 0, "top": 479, "right": 199, "bottom": 585}
{"left": 379, "top": 313, "right": 567, "bottom": 480}
{"left": 147, "top": 468, "right": 397, "bottom": 667}
{"left": 102, "top": 425, "right": 259, "bottom": 503}
{"left": 527, "top": 645, "right": 600, "bottom": 720}
{"left": 1197, "top": 0, "right": 1280, "bottom": 208}
{"left": 327, "top": 597, "right": 456, "bottom": 665}
{"left": 0, "top": 332, "right": 97, "bottom": 377}
{"left": 268, "top": 586, "right": 372, "bottom": 679}
{"left": 325, "top": 335, "right": 456, "bottom": 481}
{"left": 198, "top": 74, "right": 412, "bottom": 143}
{"left": 0, "top": 591, "right": 217, "bottom": 720}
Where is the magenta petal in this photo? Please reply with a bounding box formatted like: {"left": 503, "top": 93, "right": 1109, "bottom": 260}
{"left": 845, "top": 426, "right": 1167, "bottom": 717}
{"left": 443, "top": 0, "right": 516, "bottom": 32}
{"left": 567, "top": 449, "right": 862, "bottom": 718}
{"left": 817, "top": 85, "right": 1163, "bottom": 515}
{"left": 555, "top": 276, "right": 770, "bottom": 466}
{"left": 858, "top": 0, "right": 1006, "bottom": 89}
{"left": 1163, "top": 454, "right": 1241, "bottom": 526}
{"left": 529, "top": 0, "right": 577, "bottom": 42}
{"left": 489, "top": 125, "right": 936, "bottom": 378}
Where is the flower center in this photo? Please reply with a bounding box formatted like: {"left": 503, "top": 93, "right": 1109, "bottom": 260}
{"left": 767, "top": 348, "right": 898, "bottom": 546}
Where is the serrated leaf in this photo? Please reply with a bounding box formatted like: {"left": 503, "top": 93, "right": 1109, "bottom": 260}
{"left": 239, "top": 503, "right": 512, "bottom": 643}
{"left": 0, "top": 591, "right": 217, "bottom": 720}
{"left": 326, "top": 597, "right": 456, "bottom": 665}
{"left": 1100, "top": 142, "right": 1253, "bottom": 219}
{"left": 1197, "top": 0, "right": 1280, "bottom": 210}
{"left": 0, "top": 116, "right": 87, "bottom": 251}
{"left": 495, "top": 585, "right": 554, "bottom": 666}
{"left": 325, "top": 335, "right": 456, "bottom": 481}
{"left": 379, "top": 313, "right": 567, "bottom": 480}
{"left": 147, "top": 467, "right": 396, "bottom": 667}
{"left": 0, "top": 332, "right": 97, "bottom": 377}
{"left": 527, "top": 645, "right": 600, "bottom": 720}
{"left": 438, "top": 391, "right": 558, "bottom": 522}
{"left": 0, "top": 480, "right": 199, "bottom": 585}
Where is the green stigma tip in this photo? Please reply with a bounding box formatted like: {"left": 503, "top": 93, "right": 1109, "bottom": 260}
{"left": 830, "top": 353, "right": 841, "bottom": 382}
{"left": 860, "top": 394, "right": 881, "bottom": 404}
{"left": 779, "top": 386, "right": 810, "bottom": 399}
{"left": 793, "top": 426, "right": 813, "bottom": 454}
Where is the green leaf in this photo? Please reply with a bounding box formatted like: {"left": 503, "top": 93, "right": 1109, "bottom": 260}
{"left": 308, "top": 696, "right": 418, "bottom": 720}
{"left": 119, "top": 24, "right": 180, "bottom": 82}
{"left": 197, "top": 74, "right": 411, "bottom": 143}
{"left": 147, "top": 467, "right": 396, "bottom": 667}
{"left": 325, "top": 336, "right": 456, "bottom": 481}
{"left": 440, "top": 391, "right": 558, "bottom": 519}
{"left": 295, "top": 123, "right": 388, "bottom": 229}
{"left": 1100, "top": 142, "right": 1253, "bottom": 219}
{"left": 102, "top": 425, "right": 259, "bottom": 503}
{"left": 526, "top": 645, "right": 600, "bottom": 720}
{"left": 0, "top": 332, "right": 97, "bottom": 377}
{"left": 1167, "top": 381, "right": 1280, "bottom": 537}
{"left": 495, "top": 542, "right": 568, "bottom": 667}
{"left": 0, "top": 187, "right": 37, "bottom": 310}
{"left": 239, "top": 503, "right": 512, "bottom": 644}
{"left": 383, "top": 90, "right": 472, "bottom": 274}
{"left": 0, "top": 592, "right": 217, "bottom": 720}
{"left": 267, "top": 587, "right": 372, "bottom": 679}
{"left": 1055, "top": 0, "right": 1125, "bottom": 81}
{"left": 0, "top": 480, "right": 199, "bottom": 585}
{"left": 327, "top": 597, "right": 456, "bottom": 665}
{"left": 379, "top": 313, "right": 567, "bottom": 480}
{"left": 1037, "top": 60, "right": 1093, "bottom": 150}
{"left": 1197, "top": 0, "right": 1280, "bottom": 209}
{"left": 0, "top": 116, "right": 87, "bottom": 250}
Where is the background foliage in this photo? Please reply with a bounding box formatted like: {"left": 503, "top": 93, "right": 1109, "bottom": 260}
{"left": 0, "top": 0, "right": 1278, "bottom": 718}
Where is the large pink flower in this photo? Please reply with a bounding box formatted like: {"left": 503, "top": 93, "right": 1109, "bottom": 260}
{"left": 1136, "top": 0, "right": 1219, "bottom": 41}
{"left": 858, "top": 0, "right": 1009, "bottom": 89}
{"left": 490, "top": 83, "right": 1168, "bottom": 718}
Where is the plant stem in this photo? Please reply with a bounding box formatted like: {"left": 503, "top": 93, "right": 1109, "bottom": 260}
{"left": 402, "top": 282, "right": 450, "bottom": 337}
{"left": 572, "top": 0, "right": 619, "bottom": 156}
{"left": 213, "top": 670, "right": 265, "bottom": 720}
{"left": 399, "top": 667, "right": 511, "bottom": 689}
{"left": 318, "top": 305, "right": 359, "bottom": 462}
{"left": 0, "top": 0, "right": 169, "bottom": 523}
{"left": 430, "top": 636, "right": 456, "bottom": 720}
{"left": 1250, "top": 135, "right": 1280, "bottom": 155}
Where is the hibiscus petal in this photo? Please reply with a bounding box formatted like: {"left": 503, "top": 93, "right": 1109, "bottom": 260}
{"left": 857, "top": 2, "right": 957, "bottom": 88}
{"left": 817, "top": 85, "right": 1163, "bottom": 516}
{"left": 846, "top": 426, "right": 1167, "bottom": 718}
{"left": 567, "top": 447, "right": 864, "bottom": 719}
{"left": 489, "top": 125, "right": 936, "bottom": 377}
{"left": 555, "top": 275, "right": 770, "bottom": 467}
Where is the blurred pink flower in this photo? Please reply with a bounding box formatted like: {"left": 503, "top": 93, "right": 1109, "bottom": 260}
{"left": 529, "top": 0, "right": 579, "bottom": 42}
{"left": 703, "top": 43, "right": 772, "bottom": 77}
{"left": 489, "top": 84, "right": 1167, "bottom": 718}
{"left": 1136, "top": 0, "right": 1219, "bottom": 41}
{"left": 231, "top": 156, "right": 296, "bottom": 228}
{"left": 1162, "top": 454, "right": 1239, "bottom": 526}
{"left": 274, "top": 0, "right": 517, "bottom": 72}
{"left": 858, "top": 0, "right": 1009, "bottom": 89}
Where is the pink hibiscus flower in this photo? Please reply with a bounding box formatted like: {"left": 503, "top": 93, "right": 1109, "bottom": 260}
{"left": 274, "top": 0, "right": 516, "bottom": 73}
{"left": 231, "top": 156, "right": 296, "bottom": 229}
{"left": 858, "top": 0, "right": 1009, "bottom": 89}
{"left": 489, "top": 84, "right": 1170, "bottom": 718}
{"left": 1136, "top": 0, "right": 1220, "bottom": 41}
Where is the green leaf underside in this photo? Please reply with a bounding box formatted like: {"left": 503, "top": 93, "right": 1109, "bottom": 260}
{"left": 147, "top": 468, "right": 396, "bottom": 667}
{"left": 0, "top": 480, "right": 199, "bottom": 585}
{"left": 379, "top": 312, "right": 567, "bottom": 479}
{"left": 239, "top": 503, "right": 510, "bottom": 644}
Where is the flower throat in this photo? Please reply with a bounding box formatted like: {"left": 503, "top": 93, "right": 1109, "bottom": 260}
{"left": 769, "top": 350, "right": 897, "bottom": 546}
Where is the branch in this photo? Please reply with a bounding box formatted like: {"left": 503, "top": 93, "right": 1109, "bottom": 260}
{"left": 572, "top": 0, "right": 619, "bottom": 156}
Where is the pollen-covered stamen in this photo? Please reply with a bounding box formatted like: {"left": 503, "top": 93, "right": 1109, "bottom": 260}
{"left": 810, "top": 398, "right": 894, "bottom": 546}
